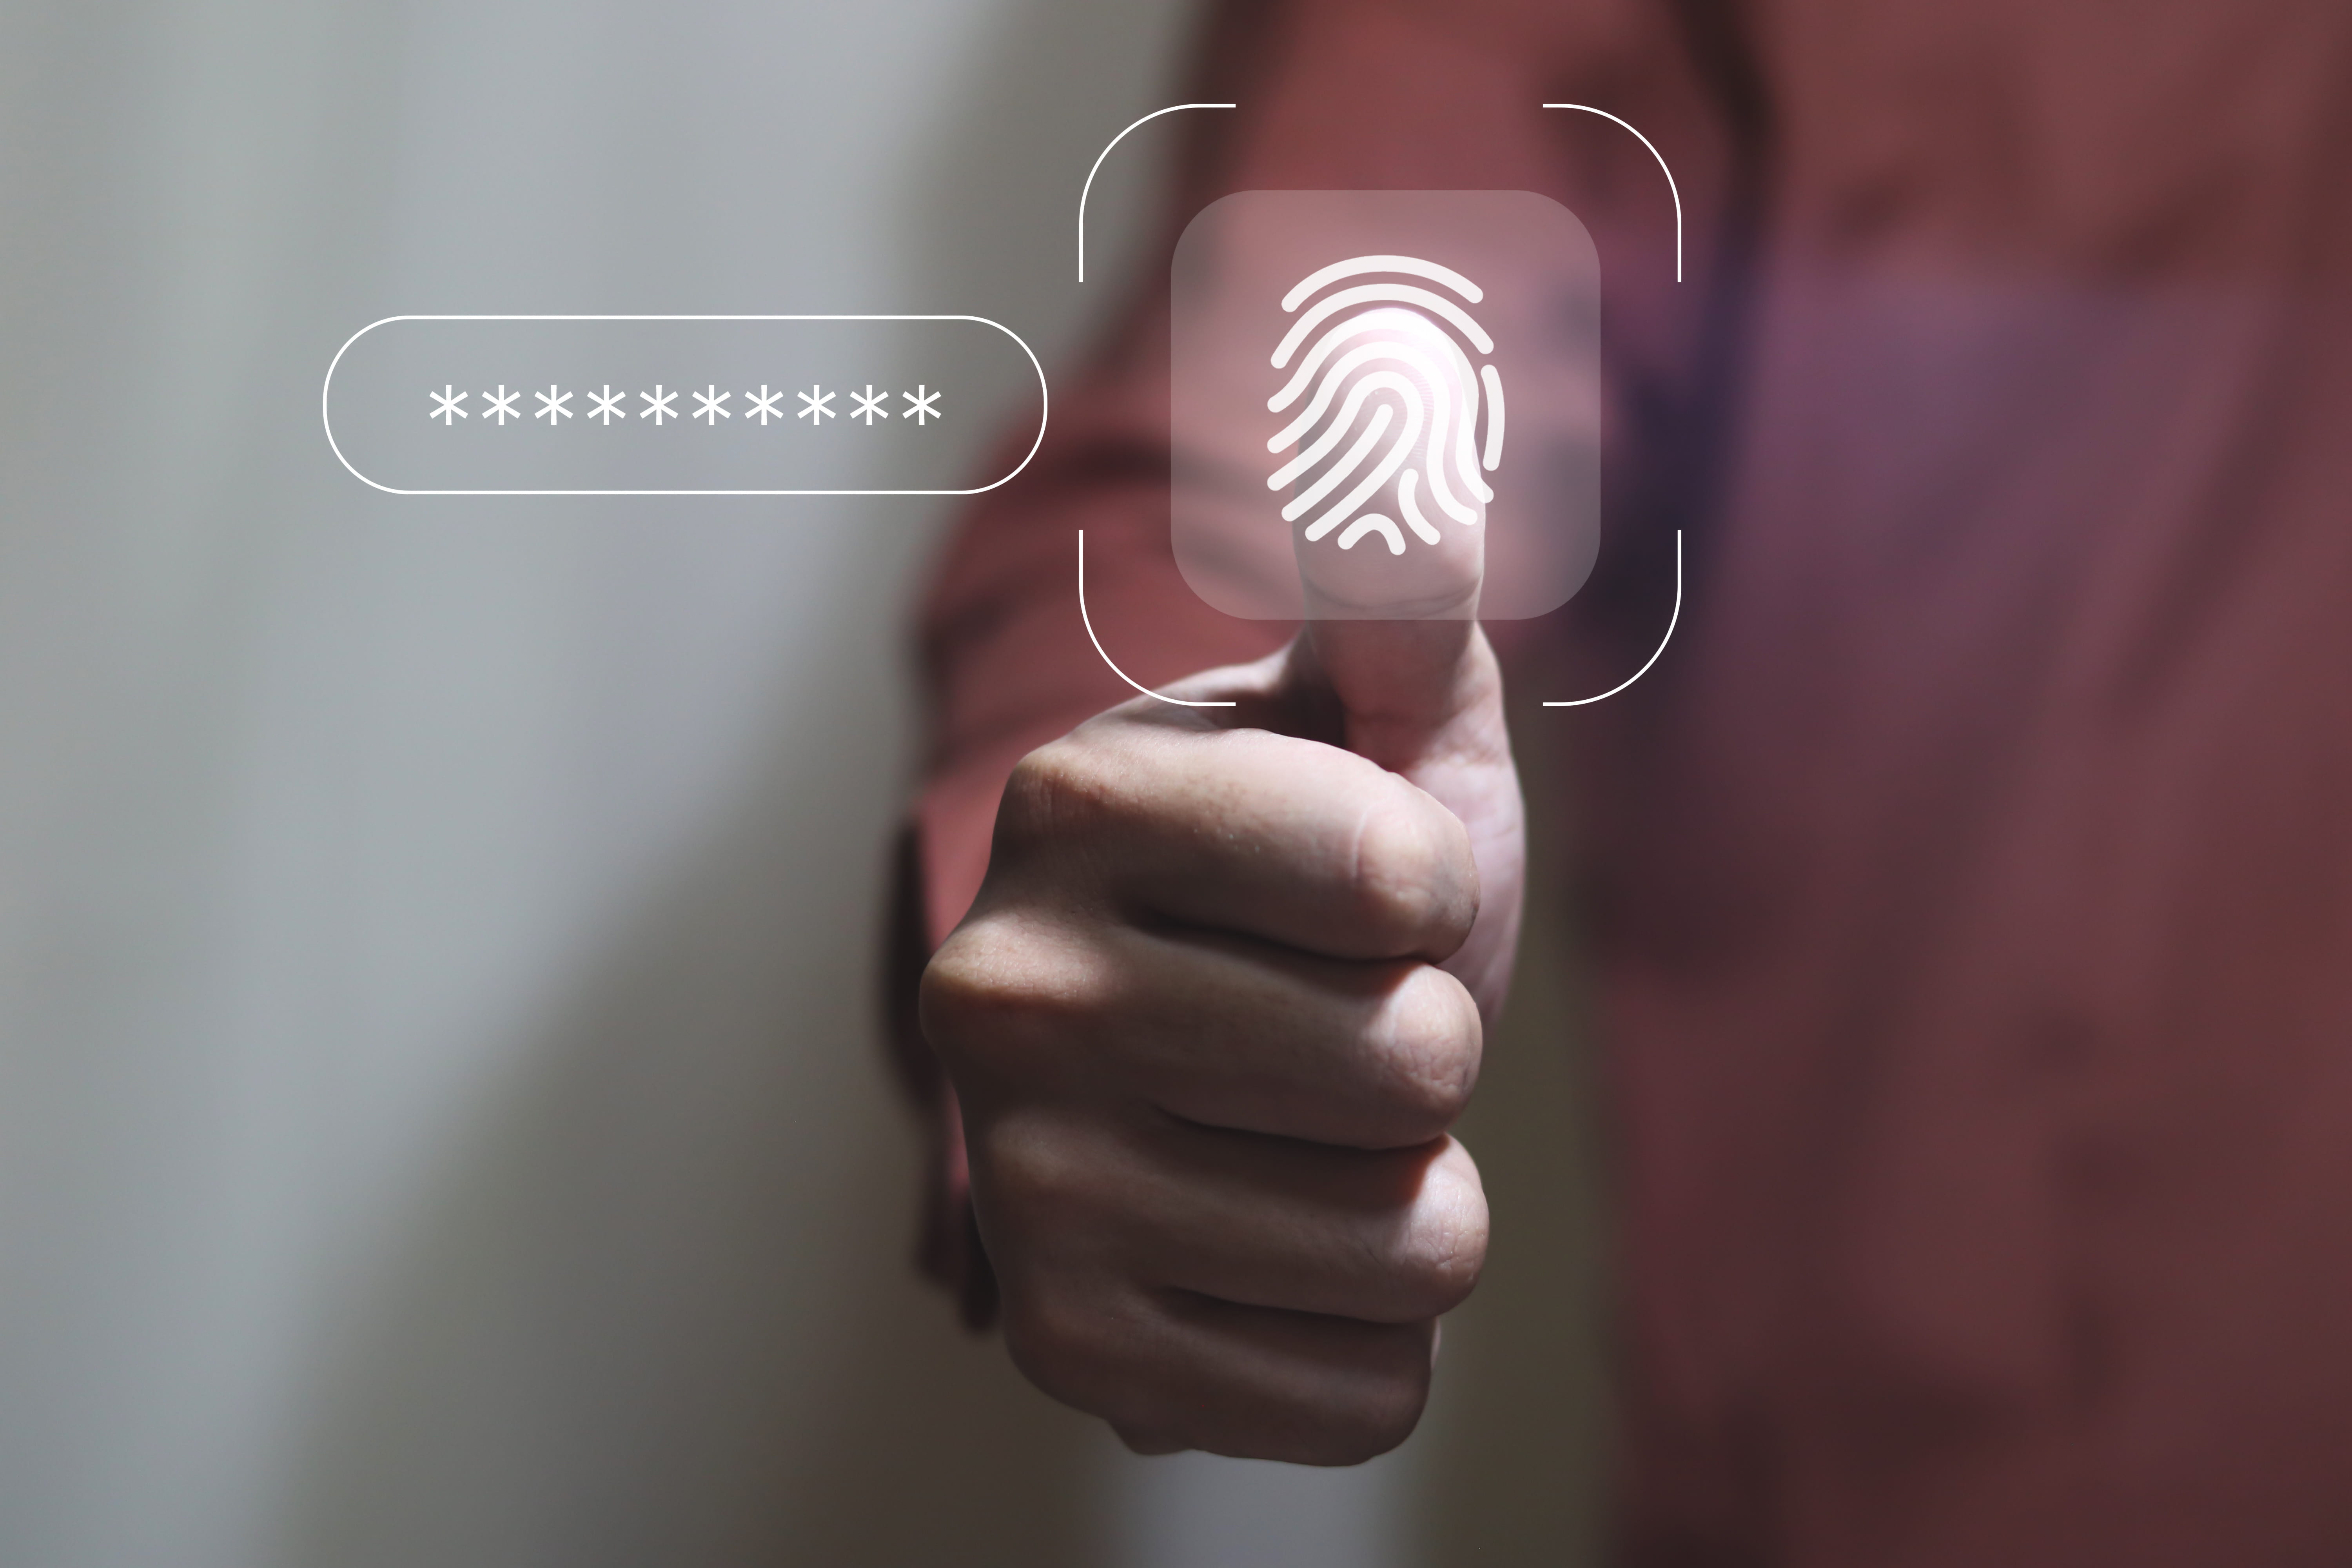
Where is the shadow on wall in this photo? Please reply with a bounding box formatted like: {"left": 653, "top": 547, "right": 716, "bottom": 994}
{"left": 283, "top": 0, "right": 1197, "bottom": 1564}
{"left": 284, "top": 530, "right": 1106, "bottom": 1568}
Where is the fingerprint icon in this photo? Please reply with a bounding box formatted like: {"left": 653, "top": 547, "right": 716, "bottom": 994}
{"left": 1265, "top": 255, "right": 1505, "bottom": 555}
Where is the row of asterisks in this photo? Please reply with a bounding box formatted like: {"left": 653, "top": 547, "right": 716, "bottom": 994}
{"left": 428, "top": 383, "right": 942, "bottom": 427}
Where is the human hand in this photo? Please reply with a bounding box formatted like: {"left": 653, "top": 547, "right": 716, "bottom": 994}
{"left": 919, "top": 613, "right": 1524, "bottom": 1463}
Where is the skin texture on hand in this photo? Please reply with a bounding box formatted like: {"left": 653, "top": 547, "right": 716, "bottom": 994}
{"left": 920, "top": 615, "right": 1524, "bottom": 1464}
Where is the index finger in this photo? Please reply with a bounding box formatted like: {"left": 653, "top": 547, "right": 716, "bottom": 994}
{"left": 989, "top": 717, "right": 1478, "bottom": 964}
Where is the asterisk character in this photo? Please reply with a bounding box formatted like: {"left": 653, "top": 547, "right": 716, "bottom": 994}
{"left": 483, "top": 385, "right": 521, "bottom": 425}
{"left": 534, "top": 385, "right": 573, "bottom": 423}
{"left": 692, "top": 385, "right": 731, "bottom": 425}
{"left": 429, "top": 385, "right": 469, "bottom": 424}
{"left": 745, "top": 385, "right": 785, "bottom": 425}
{"left": 640, "top": 385, "right": 679, "bottom": 424}
{"left": 797, "top": 385, "right": 836, "bottom": 423}
{"left": 588, "top": 385, "right": 626, "bottom": 424}
{"left": 850, "top": 385, "right": 890, "bottom": 425}
{"left": 902, "top": 385, "right": 941, "bottom": 425}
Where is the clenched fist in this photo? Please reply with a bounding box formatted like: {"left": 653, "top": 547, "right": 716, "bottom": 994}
{"left": 920, "top": 615, "right": 1525, "bottom": 1464}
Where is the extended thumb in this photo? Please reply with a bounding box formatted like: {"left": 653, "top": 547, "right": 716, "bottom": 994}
{"left": 1294, "top": 614, "right": 1499, "bottom": 776}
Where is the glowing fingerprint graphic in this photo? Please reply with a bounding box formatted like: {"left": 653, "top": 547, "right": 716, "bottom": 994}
{"left": 1266, "top": 256, "right": 1505, "bottom": 555}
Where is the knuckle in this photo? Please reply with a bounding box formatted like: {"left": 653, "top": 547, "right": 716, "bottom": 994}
{"left": 1345, "top": 790, "right": 1476, "bottom": 955}
{"left": 985, "top": 1143, "right": 1123, "bottom": 1388}
{"left": 997, "top": 735, "right": 1120, "bottom": 852}
{"left": 998, "top": 1286, "right": 1102, "bottom": 1403}
{"left": 918, "top": 918, "right": 1091, "bottom": 1078}
{"left": 998, "top": 1274, "right": 1165, "bottom": 1440}
{"left": 915, "top": 929, "right": 996, "bottom": 1047}
{"left": 978, "top": 1113, "right": 1100, "bottom": 1222}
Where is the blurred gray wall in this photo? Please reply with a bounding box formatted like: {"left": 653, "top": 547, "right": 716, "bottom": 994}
{"left": 0, "top": 2, "right": 1177, "bottom": 1563}
{"left": 0, "top": 2, "right": 1607, "bottom": 1564}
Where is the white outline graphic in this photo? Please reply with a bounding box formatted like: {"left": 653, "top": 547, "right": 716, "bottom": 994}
{"left": 1079, "top": 103, "right": 1236, "bottom": 282}
{"left": 1098, "top": 110, "right": 1677, "bottom": 703}
{"left": 1078, "top": 531, "right": 1235, "bottom": 709}
{"left": 1541, "top": 531, "right": 1681, "bottom": 706}
{"left": 1282, "top": 256, "right": 1482, "bottom": 311}
{"left": 320, "top": 315, "right": 1049, "bottom": 496}
{"left": 1272, "top": 283, "right": 1494, "bottom": 367}
{"left": 1542, "top": 104, "right": 1683, "bottom": 283}
{"left": 1529, "top": 108, "right": 1682, "bottom": 705}
{"left": 1267, "top": 259, "right": 1502, "bottom": 557}
{"left": 1080, "top": 528, "right": 1669, "bottom": 707}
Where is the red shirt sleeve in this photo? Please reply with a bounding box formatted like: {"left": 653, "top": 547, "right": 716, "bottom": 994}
{"left": 910, "top": 0, "right": 1730, "bottom": 946}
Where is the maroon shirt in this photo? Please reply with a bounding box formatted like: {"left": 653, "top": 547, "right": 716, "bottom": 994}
{"left": 905, "top": 1, "right": 2352, "bottom": 1560}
